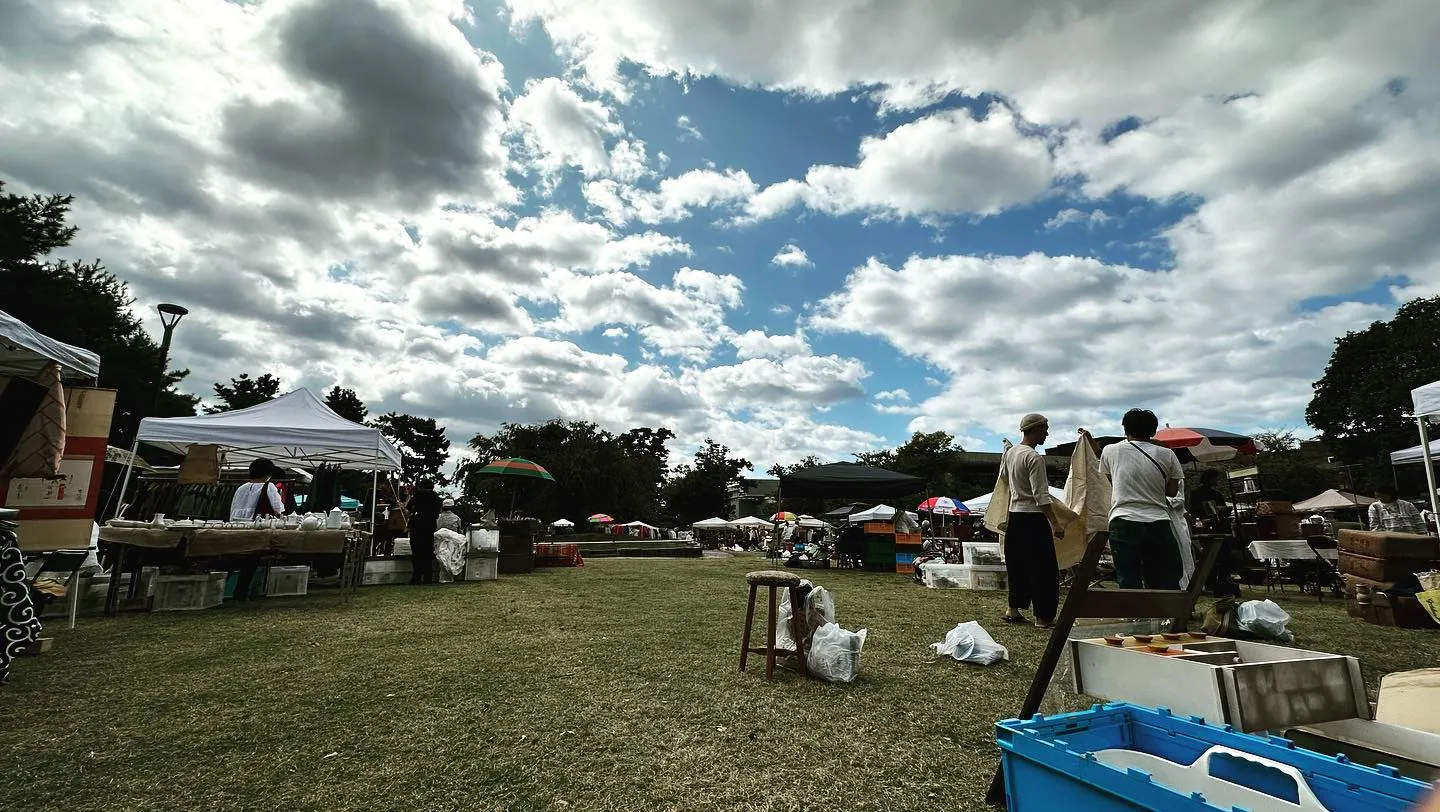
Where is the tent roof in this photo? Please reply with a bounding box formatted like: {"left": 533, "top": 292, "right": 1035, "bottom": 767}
{"left": 135, "top": 388, "right": 403, "bottom": 470}
{"left": 778, "top": 462, "right": 924, "bottom": 499}
{"left": 692, "top": 517, "right": 731, "bottom": 528}
{"left": 963, "top": 487, "right": 1065, "bottom": 513}
{"left": 550, "top": 518, "right": 575, "bottom": 526}
{"left": 1293, "top": 489, "right": 1376, "bottom": 511}
{"left": 730, "top": 515, "right": 774, "bottom": 528}
{"left": 848, "top": 504, "right": 920, "bottom": 523}
{"left": 0, "top": 309, "right": 101, "bottom": 380}
{"left": 1415, "top": 381, "right": 1440, "bottom": 418}
{"left": 1391, "top": 439, "right": 1440, "bottom": 466}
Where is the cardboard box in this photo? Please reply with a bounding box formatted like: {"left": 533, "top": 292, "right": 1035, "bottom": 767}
{"left": 1339, "top": 551, "right": 1440, "bottom": 582}
{"left": 1337, "top": 529, "right": 1439, "bottom": 559}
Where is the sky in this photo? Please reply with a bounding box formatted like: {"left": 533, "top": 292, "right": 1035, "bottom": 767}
{"left": 2, "top": 0, "right": 1438, "bottom": 471}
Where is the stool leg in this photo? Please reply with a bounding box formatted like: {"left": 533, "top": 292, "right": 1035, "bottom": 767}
{"left": 789, "top": 585, "right": 808, "bottom": 678}
{"left": 739, "top": 584, "right": 758, "bottom": 672}
{"left": 765, "top": 586, "right": 778, "bottom": 681}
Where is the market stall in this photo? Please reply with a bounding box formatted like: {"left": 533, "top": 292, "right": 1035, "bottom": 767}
{"left": 778, "top": 463, "right": 924, "bottom": 572}
{"left": 1391, "top": 379, "right": 1440, "bottom": 523}
{"left": 104, "top": 389, "right": 403, "bottom": 613}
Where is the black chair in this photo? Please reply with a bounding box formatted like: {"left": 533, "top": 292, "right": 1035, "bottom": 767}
{"left": 27, "top": 549, "right": 90, "bottom": 629}
{"left": 1301, "top": 536, "right": 1344, "bottom": 601}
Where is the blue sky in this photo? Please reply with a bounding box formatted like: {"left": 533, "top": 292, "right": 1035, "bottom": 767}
{"left": 2, "top": 0, "right": 1435, "bottom": 469}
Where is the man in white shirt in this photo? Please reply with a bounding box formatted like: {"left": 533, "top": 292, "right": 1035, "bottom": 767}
{"left": 226, "top": 459, "right": 285, "bottom": 602}
{"left": 1098, "top": 409, "right": 1185, "bottom": 590}
{"left": 997, "top": 413, "right": 1064, "bottom": 628}
{"left": 1368, "top": 486, "right": 1427, "bottom": 534}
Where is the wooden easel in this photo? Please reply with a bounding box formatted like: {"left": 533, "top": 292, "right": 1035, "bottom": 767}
{"left": 985, "top": 532, "right": 1227, "bottom": 805}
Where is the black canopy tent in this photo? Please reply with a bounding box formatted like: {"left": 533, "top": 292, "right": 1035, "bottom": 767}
{"left": 778, "top": 462, "right": 924, "bottom": 500}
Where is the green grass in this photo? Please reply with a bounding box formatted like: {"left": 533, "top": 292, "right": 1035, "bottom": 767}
{"left": 3, "top": 556, "right": 1434, "bottom": 811}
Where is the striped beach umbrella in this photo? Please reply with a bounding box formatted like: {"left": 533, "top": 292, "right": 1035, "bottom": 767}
{"left": 770, "top": 511, "right": 798, "bottom": 522}
{"left": 475, "top": 457, "right": 556, "bottom": 481}
{"left": 916, "top": 496, "right": 968, "bottom": 515}
{"left": 1153, "top": 427, "right": 1263, "bottom": 463}
{"left": 588, "top": 513, "right": 614, "bottom": 523}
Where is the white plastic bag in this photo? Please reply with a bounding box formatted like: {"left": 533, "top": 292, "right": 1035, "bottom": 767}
{"left": 931, "top": 621, "right": 1009, "bottom": 665}
{"left": 777, "top": 583, "right": 834, "bottom": 651}
{"left": 1237, "top": 599, "right": 1294, "bottom": 642}
{"left": 433, "top": 528, "right": 468, "bottom": 576}
{"left": 808, "top": 622, "right": 867, "bottom": 683}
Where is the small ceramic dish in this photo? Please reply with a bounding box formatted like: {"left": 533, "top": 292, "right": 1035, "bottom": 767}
{"left": 1103, "top": 634, "right": 1125, "bottom": 646}
{"left": 1187, "top": 631, "right": 1208, "bottom": 640}
{"left": 1146, "top": 641, "right": 1172, "bottom": 652}
{"left": 1162, "top": 632, "right": 1184, "bottom": 642}
{"left": 1132, "top": 634, "right": 1154, "bottom": 644}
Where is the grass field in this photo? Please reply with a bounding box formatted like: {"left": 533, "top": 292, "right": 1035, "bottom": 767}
{"left": 3, "top": 554, "right": 1434, "bottom": 811}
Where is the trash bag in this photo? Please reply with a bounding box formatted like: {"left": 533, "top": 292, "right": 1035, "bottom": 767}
{"left": 931, "top": 621, "right": 1009, "bottom": 665}
{"left": 1237, "top": 599, "right": 1294, "bottom": 643}
{"left": 808, "top": 622, "right": 867, "bottom": 683}
{"left": 777, "top": 583, "right": 834, "bottom": 651}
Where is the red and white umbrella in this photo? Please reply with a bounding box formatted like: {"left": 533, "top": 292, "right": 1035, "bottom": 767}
{"left": 1153, "top": 427, "right": 1263, "bottom": 463}
{"left": 916, "top": 496, "right": 968, "bottom": 515}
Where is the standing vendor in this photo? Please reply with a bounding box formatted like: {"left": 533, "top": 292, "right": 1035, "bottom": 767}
{"left": 406, "top": 481, "right": 443, "bottom": 585}
{"left": 227, "top": 459, "right": 286, "bottom": 601}
{"left": 999, "top": 413, "right": 1064, "bottom": 629}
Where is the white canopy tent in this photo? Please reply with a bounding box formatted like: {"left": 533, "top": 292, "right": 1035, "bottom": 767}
{"left": 963, "top": 486, "right": 1066, "bottom": 514}
{"left": 730, "top": 515, "right": 774, "bottom": 529}
{"left": 550, "top": 518, "right": 575, "bottom": 528}
{"left": 1293, "top": 489, "right": 1376, "bottom": 512}
{"left": 797, "top": 515, "right": 829, "bottom": 529}
{"left": 692, "top": 517, "right": 731, "bottom": 529}
{"left": 0, "top": 309, "right": 101, "bottom": 381}
{"left": 847, "top": 504, "right": 921, "bottom": 523}
{"left": 115, "top": 388, "right": 404, "bottom": 530}
{"left": 1401, "top": 380, "right": 1440, "bottom": 521}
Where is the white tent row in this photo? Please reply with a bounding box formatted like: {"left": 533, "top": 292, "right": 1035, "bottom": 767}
{"left": 730, "top": 515, "right": 774, "bottom": 529}
{"left": 692, "top": 517, "right": 731, "bottom": 529}
{"left": 1399, "top": 380, "right": 1440, "bottom": 520}
{"left": 963, "top": 487, "right": 1066, "bottom": 514}
{"left": 0, "top": 308, "right": 101, "bottom": 381}
{"left": 116, "top": 388, "right": 404, "bottom": 531}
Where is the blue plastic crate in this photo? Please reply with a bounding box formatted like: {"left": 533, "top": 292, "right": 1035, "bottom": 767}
{"left": 997, "top": 703, "right": 1433, "bottom": 811}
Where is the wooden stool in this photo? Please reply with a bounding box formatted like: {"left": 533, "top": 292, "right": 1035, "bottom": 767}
{"left": 739, "top": 570, "right": 807, "bottom": 680}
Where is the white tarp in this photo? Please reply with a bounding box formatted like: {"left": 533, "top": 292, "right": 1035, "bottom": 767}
{"left": 135, "top": 388, "right": 402, "bottom": 470}
{"left": 1293, "top": 489, "right": 1376, "bottom": 511}
{"left": 797, "top": 515, "right": 829, "bottom": 528}
{"left": 0, "top": 309, "right": 101, "bottom": 380}
{"left": 848, "top": 504, "right": 920, "bottom": 523}
{"left": 1415, "top": 381, "right": 1440, "bottom": 418}
{"left": 1392, "top": 440, "right": 1440, "bottom": 465}
{"left": 692, "top": 517, "right": 731, "bottom": 528}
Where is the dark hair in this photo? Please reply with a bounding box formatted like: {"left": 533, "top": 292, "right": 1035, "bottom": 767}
{"left": 248, "top": 459, "right": 275, "bottom": 478}
{"left": 1375, "top": 484, "right": 1398, "bottom": 498}
{"left": 1200, "top": 469, "right": 1222, "bottom": 487}
{"left": 1122, "top": 408, "right": 1160, "bottom": 439}
{"left": 416, "top": 480, "right": 435, "bottom": 491}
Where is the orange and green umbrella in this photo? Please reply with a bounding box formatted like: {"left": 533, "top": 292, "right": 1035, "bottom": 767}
{"left": 770, "top": 511, "right": 798, "bottom": 522}
{"left": 588, "top": 513, "right": 614, "bottom": 523}
{"left": 476, "top": 458, "right": 555, "bottom": 481}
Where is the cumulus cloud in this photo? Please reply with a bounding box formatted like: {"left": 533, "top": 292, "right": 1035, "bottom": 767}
{"left": 583, "top": 168, "right": 758, "bottom": 225}
{"left": 730, "top": 329, "right": 809, "bottom": 360}
{"left": 509, "top": 76, "right": 623, "bottom": 179}
{"left": 770, "top": 243, "right": 812, "bottom": 268}
{"left": 1044, "top": 208, "right": 1112, "bottom": 231}
{"left": 676, "top": 114, "right": 703, "bottom": 140}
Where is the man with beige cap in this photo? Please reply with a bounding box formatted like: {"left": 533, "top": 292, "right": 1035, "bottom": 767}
{"left": 997, "top": 413, "right": 1064, "bottom": 628}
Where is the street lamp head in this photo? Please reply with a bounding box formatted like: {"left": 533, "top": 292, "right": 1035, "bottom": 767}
{"left": 156, "top": 303, "right": 189, "bottom": 330}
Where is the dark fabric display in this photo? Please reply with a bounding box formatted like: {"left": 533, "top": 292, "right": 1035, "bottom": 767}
{"left": 124, "top": 482, "right": 242, "bottom": 521}
{"left": 1, "top": 516, "right": 42, "bottom": 685}
{"left": 305, "top": 465, "right": 343, "bottom": 513}
{"left": 0, "top": 375, "right": 47, "bottom": 466}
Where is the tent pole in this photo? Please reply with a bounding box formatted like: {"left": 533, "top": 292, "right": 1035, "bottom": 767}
{"left": 1418, "top": 417, "right": 1440, "bottom": 530}
{"left": 112, "top": 437, "right": 140, "bottom": 522}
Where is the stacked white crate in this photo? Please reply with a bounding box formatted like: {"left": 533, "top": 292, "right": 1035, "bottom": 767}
{"left": 264, "top": 565, "right": 311, "bottom": 597}
{"left": 152, "top": 572, "right": 227, "bottom": 611}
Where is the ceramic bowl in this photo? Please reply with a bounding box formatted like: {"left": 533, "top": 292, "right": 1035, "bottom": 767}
{"left": 1146, "top": 641, "right": 1172, "bottom": 652}
{"left": 1162, "top": 632, "right": 1184, "bottom": 642}
{"left": 1187, "top": 631, "right": 1208, "bottom": 640}
{"left": 1103, "top": 634, "right": 1125, "bottom": 646}
{"left": 1132, "top": 634, "right": 1154, "bottom": 644}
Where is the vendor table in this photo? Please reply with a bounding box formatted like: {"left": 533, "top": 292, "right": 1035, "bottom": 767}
{"left": 97, "top": 526, "right": 357, "bottom": 614}
{"left": 534, "top": 542, "right": 583, "bottom": 567}
{"left": 1247, "top": 539, "right": 1339, "bottom": 562}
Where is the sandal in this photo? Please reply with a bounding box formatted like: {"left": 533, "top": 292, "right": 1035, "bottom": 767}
{"left": 1002, "top": 613, "right": 1028, "bottom": 624}
{"left": 1034, "top": 619, "right": 1055, "bottom": 629}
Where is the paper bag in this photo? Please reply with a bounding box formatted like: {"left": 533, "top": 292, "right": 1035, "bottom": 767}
{"left": 177, "top": 443, "right": 220, "bottom": 484}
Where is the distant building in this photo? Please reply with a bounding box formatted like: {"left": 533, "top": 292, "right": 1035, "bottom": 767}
{"left": 729, "top": 477, "right": 779, "bottom": 518}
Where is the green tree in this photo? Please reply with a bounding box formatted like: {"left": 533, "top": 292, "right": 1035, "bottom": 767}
{"left": 206, "top": 373, "right": 282, "bottom": 413}
{"left": 662, "top": 439, "right": 752, "bottom": 525}
{"left": 0, "top": 181, "right": 198, "bottom": 442}
{"left": 1308, "top": 297, "right": 1440, "bottom": 475}
{"left": 373, "top": 412, "right": 451, "bottom": 485}
{"left": 463, "top": 420, "right": 673, "bottom": 523}
{"left": 1248, "top": 429, "right": 1337, "bottom": 502}
{"left": 323, "top": 385, "right": 368, "bottom": 423}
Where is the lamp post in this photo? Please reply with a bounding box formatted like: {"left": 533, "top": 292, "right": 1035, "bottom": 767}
{"left": 152, "top": 303, "right": 188, "bottom": 415}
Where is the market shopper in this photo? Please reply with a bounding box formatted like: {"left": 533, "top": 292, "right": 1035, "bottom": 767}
{"left": 437, "top": 499, "right": 462, "bottom": 533}
{"left": 406, "top": 481, "right": 444, "bottom": 585}
{"left": 227, "top": 459, "right": 286, "bottom": 601}
{"left": 1368, "top": 486, "right": 1427, "bottom": 534}
{"left": 1099, "top": 409, "right": 1185, "bottom": 590}
{"left": 998, "top": 413, "right": 1063, "bottom": 629}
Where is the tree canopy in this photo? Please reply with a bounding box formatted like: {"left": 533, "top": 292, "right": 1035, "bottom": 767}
{"left": 0, "top": 181, "right": 198, "bottom": 442}
{"left": 206, "top": 373, "right": 283, "bottom": 414}
{"left": 462, "top": 420, "right": 673, "bottom": 523}
{"left": 662, "top": 439, "right": 752, "bottom": 525}
{"left": 324, "top": 386, "right": 368, "bottom": 423}
{"left": 373, "top": 412, "right": 451, "bottom": 485}
{"left": 1307, "top": 296, "right": 1440, "bottom": 479}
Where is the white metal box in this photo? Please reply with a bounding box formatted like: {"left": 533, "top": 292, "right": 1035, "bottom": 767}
{"left": 152, "top": 572, "right": 226, "bottom": 611}
{"left": 264, "top": 565, "right": 310, "bottom": 597}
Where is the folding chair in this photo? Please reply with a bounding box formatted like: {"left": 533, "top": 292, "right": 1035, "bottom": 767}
{"left": 28, "top": 549, "right": 90, "bottom": 630}
{"left": 1302, "top": 535, "right": 1344, "bottom": 602}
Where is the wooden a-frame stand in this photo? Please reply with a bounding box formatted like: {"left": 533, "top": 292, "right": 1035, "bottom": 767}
{"left": 985, "top": 531, "right": 1227, "bottom": 806}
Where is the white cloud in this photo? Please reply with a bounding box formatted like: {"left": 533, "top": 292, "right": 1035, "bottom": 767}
{"left": 583, "top": 168, "right": 758, "bottom": 224}
{"left": 730, "top": 329, "right": 809, "bottom": 360}
{"left": 544, "top": 267, "right": 744, "bottom": 361}
{"left": 770, "top": 243, "right": 812, "bottom": 268}
{"left": 874, "top": 389, "right": 910, "bottom": 402}
{"left": 676, "top": 114, "right": 703, "bottom": 140}
{"left": 743, "top": 105, "right": 1053, "bottom": 222}
{"left": 509, "top": 76, "right": 622, "bottom": 179}
{"left": 602, "top": 327, "right": 627, "bottom": 338}
{"left": 1044, "top": 208, "right": 1112, "bottom": 231}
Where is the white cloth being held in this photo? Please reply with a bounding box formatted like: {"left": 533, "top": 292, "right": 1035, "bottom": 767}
{"left": 229, "top": 482, "right": 285, "bottom": 521}
{"left": 1168, "top": 492, "right": 1195, "bottom": 589}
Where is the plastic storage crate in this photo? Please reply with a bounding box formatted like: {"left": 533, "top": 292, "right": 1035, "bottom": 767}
{"left": 464, "top": 552, "right": 498, "bottom": 581}
{"left": 153, "top": 572, "right": 226, "bottom": 611}
{"left": 264, "top": 565, "right": 310, "bottom": 597}
{"left": 997, "top": 703, "right": 1430, "bottom": 811}
{"left": 962, "top": 541, "right": 1005, "bottom": 564}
